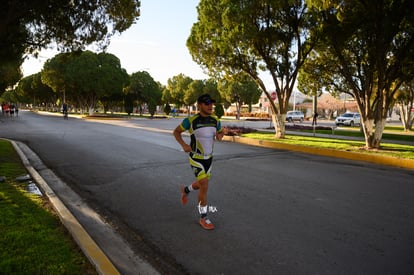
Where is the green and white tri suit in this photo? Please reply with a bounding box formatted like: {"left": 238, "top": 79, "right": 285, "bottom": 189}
{"left": 179, "top": 113, "right": 223, "bottom": 180}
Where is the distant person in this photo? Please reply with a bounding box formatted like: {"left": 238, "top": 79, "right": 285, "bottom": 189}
{"left": 14, "top": 104, "right": 19, "bottom": 117}
{"left": 312, "top": 112, "right": 318, "bottom": 126}
{"left": 173, "top": 94, "right": 224, "bottom": 230}
{"left": 62, "top": 102, "right": 68, "bottom": 119}
{"left": 3, "top": 103, "right": 10, "bottom": 117}
{"left": 9, "top": 103, "right": 15, "bottom": 117}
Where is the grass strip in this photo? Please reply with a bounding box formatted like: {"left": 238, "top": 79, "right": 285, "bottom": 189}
{"left": 242, "top": 132, "right": 414, "bottom": 160}
{"left": 0, "top": 139, "right": 96, "bottom": 274}
{"left": 300, "top": 127, "right": 414, "bottom": 143}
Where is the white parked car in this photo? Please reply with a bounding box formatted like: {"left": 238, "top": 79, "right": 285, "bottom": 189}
{"left": 286, "top": 111, "right": 304, "bottom": 122}
{"left": 335, "top": 112, "right": 361, "bottom": 126}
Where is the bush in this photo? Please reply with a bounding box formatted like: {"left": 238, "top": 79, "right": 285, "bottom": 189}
{"left": 164, "top": 103, "right": 171, "bottom": 115}
{"left": 214, "top": 103, "right": 224, "bottom": 118}
{"left": 222, "top": 126, "right": 257, "bottom": 136}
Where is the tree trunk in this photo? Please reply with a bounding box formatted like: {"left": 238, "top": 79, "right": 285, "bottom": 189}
{"left": 236, "top": 102, "right": 241, "bottom": 120}
{"left": 399, "top": 104, "right": 413, "bottom": 131}
{"left": 362, "top": 119, "right": 386, "bottom": 149}
{"left": 272, "top": 114, "right": 285, "bottom": 138}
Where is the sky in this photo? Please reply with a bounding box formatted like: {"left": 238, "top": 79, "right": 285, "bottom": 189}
{"left": 22, "top": 0, "right": 209, "bottom": 86}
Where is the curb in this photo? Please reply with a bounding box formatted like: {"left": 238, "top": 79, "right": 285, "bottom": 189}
{"left": 9, "top": 139, "right": 120, "bottom": 275}
{"left": 223, "top": 135, "right": 414, "bottom": 170}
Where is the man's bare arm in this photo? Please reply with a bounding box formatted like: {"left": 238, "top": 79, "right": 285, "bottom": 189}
{"left": 173, "top": 126, "right": 192, "bottom": 152}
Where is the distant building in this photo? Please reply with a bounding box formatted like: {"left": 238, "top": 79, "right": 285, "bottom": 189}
{"left": 225, "top": 90, "right": 309, "bottom": 115}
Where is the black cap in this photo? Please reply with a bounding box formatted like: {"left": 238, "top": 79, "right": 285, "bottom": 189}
{"left": 197, "top": 94, "right": 216, "bottom": 104}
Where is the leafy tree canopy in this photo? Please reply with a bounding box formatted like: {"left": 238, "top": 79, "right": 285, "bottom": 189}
{"left": 126, "top": 71, "right": 162, "bottom": 116}
{"left": 0, "top": 59, "right": 22, "bottom": 93}
{"left": 167, "top": 74, "right": 194, "bottom": 106}
{"left": 396, "top": 80, "right": 414, "bottom": 131}
{"left": 186, "top": 79, "right": 221, "bottom": 106}
{"left": 187, "top": 0, "right": 318, "bottom": 137}
{"left": 14, "top": 73, "right": 55, "bottom": 105}
{"left": 41, "top": 51, "right": 128, "bottom": 114}
{"left": 306, "top": 0, "right": 414, "bottom": 148}
{"left": 218, "top": 73, "right": 262, "bottom": 118}
{"left": 0, "top": 0, "right": 140, "bottom": 92}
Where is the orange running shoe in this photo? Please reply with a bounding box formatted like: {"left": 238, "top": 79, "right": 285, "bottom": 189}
{"left": 180, "top": 185, "right": 188, "bottom": 205}
{"left": 199, "top": 217, "right": 215, "bottom": 230}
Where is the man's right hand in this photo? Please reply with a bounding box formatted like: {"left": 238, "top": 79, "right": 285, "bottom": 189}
{"left": 182, "top": 144, "right": 192, "bottom": 153}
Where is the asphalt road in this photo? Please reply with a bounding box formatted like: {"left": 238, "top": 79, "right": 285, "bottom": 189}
{"left": 2, "top": 111, "right": 414, "bottom": 275}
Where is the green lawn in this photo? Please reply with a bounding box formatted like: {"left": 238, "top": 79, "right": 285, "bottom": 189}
{"left": 0, "top": 139, "right": 96, "bottom": 274}
{"left": 314, "top": 126, "right": 414, "bottom": 143}
{"left": 242, "top": 131, "right": 414, "bottom": 160}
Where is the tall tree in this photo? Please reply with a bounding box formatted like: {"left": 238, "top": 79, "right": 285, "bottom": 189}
{"left": 0, "top": 0, "right": 140, "bottom": 93}
{"left": 0, "top": 60, "right": 22, "bottom": 93}
{"left": 14, "top": 74, "right": 35, "bottom": 104}
{"left": 95, "top": 52, "right": 129, "bottom": 113}
{"left": 15, "top": 73, "right": 55, "bottom": 107}
{"left": 187, "top": 0, "right": 318, "bottom": 137}
{"left": 396, "top": 81, "right": 414, "bottom": 131}
{"left": 307, "top": 0, "right": 414, "bottom": 149}
{"left": 186, "top": 80, "right": 206, "bottom": 106}
{"left": 65, "top": 51, "right": 128, "bottom": 115}
{"left": 186, "top": 79, "right": 221, "bottom": 114}
{"left": 317, "top": 93, "right": 345, "bottom": 120}
{"left": 203, "top": 79, "right": 221, "bottom": 103}
{"left": 125, "top": 71, "right": 162, "bottom": 116}
{"left": 31, "top": 73, "right": 57, "bottom": 107}
{"left": 186, "top": 79, "right": 221, "bottom": 106}
{"left": 167, "top": 74, "right": 194, "bottom": 113}
{"left": 41, "top": 51, "right": 128, "bottom": 114}
{"left": 218, "top": 73, "right": 262, "bottom": 119}
{"left": 41, "top": 53, "right": 71, "bottom": 102}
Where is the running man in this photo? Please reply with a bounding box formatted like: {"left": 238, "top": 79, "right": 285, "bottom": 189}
{"left": 173, "top": 94, "right": 224, "bottom": 230}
